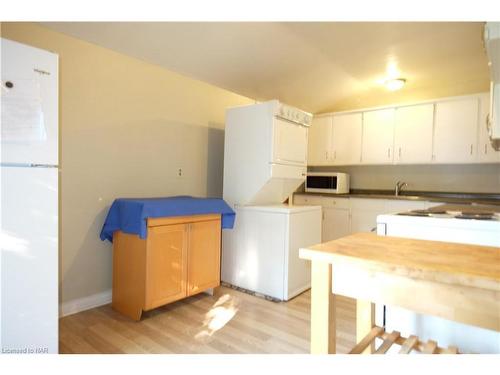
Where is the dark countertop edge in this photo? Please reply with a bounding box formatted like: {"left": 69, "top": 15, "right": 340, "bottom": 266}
{"left": 295, "top": 189, "right": 500, "bottom": 206}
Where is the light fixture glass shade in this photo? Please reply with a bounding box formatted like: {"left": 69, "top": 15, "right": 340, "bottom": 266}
{"left": 385, "top": 78, "right": 406, "bottom": 91}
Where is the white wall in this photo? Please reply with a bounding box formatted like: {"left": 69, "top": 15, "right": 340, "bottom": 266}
{"left": 1, "top": 22, "right": 254, "bottom": 307}
{"left": 309, "top": 164, "right": 500, "bottom": 193}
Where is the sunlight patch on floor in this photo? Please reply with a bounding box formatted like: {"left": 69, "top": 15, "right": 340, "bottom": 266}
{"left": 195, "top": 293, "right": 239, "bottom": 341}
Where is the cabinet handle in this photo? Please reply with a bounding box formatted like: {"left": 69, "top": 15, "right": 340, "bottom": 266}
{"left": 484, "top": 144, "right": 487, "bottom": 155}
{"left": 387, "top": 148, "right": 391, "bottom": 158}
{"left": 398, "top": 147, "right": 401, "bottom": 159}
{"left": 470, "top": 144, "right": 473, "bottom": 155}
{"left": 334, "top": 150, "right": 337, "bottom": 160}
{"left": 325, "top": 151, "right": 328, "bottom": 160}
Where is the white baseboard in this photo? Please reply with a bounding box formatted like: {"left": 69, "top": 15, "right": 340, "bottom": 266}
{"left": 60, "top": 289, "right": 112, "bottom": 317}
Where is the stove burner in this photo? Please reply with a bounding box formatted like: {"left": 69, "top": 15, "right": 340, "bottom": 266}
{"left": 395, "top": 209, "right": 499, "bottom": 221}
{"left": 460, "top": 211, "right": 495, "bottom": 216}
{"left": 455, "top": 214, "right": 495, "bottom": 220}
{"left": 397, "top": 210, "right": 431, "bottom": 217}
{"left": 410, "top": 210, "right": 431, "bottom": 215}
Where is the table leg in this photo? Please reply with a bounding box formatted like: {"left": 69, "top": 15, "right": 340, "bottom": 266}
{"left": 310, "top": 260, "right": 336, "bottom": 354}
{"left": 356, "top": 299, "right": 375, "bottom": 354}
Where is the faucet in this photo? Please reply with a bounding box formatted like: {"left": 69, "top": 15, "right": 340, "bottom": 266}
{"left": 394, "top": 181, "right": 408, "bottom": 196}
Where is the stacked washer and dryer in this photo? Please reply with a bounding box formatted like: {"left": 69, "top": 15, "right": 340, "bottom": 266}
{"left": 222, "top": 100, "right": 321, "bottom": 301}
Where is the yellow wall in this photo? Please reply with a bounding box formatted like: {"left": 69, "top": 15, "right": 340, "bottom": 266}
{"left": 1, "top": 22, "right": 254, "bottom": 308}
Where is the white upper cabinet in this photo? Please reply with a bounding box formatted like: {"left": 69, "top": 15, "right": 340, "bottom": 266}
{"left": 433, "top": 98, "right": 479, "bottom": 164}
{"left": 305, "top": 92, "right": 498, "bottom": 167}
{"left": 361, "top": 108, "right": 395, "bottom": 164}
{"left": 273, "top": 117, "right": 308, "bottom": 166}
{"left": 307, "top": 116, "right": 332, "bottom": 166}
{"left": 331, "top": 113, "right": 362, "bottom": 165}
{"left": 394, "top": 104, "right": 434, "bottom": 164}
{"left": 477, "top": 93, "right": 500, "bottom": 163}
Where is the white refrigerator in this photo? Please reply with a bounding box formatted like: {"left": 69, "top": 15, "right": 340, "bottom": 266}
{"left": 1, "top": 38, "right": 58, "bottom": 354}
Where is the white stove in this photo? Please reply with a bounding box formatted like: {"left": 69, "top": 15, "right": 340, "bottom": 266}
{"left": 376, "top": 204, "right": 500, "bottom": 354}
{"left": 377, "top": 206, "right": 500, "bottom": 247}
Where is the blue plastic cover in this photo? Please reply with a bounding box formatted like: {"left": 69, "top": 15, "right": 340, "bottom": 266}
{"left": 100, "top": 196, "right": 235, "bottom": 242}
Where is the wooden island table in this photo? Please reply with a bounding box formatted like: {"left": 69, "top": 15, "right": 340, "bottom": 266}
{"left": 299, "top": 232, "right": 500, "bottom": 354}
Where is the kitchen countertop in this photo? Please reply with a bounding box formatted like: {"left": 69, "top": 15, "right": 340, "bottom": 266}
{"left": 295, "top": 189, "right": 500, "bottom": 205}
{"left": 300, "top": 232, "right": 500, "bottom": 291}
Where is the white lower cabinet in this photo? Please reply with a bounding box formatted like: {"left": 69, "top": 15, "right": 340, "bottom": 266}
{"left": 322, "top": 207, "right": 350, "bottom": 241}
{"left": 295, "top": 194, "right": 442, "bottom": 240}
{"left": 350, "top": 198, "right": 387, "bottom": 233}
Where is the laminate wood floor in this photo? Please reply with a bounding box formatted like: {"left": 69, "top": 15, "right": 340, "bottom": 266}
{"left": 59, "top": 286, "right": 356, "bottom": 354}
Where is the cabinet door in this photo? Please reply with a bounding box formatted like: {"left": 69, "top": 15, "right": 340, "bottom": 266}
{"left": 331, "top": 113, "right": 362, "bottom": 165}
{"left": 322, "top": 207, "right": 350, "bottom": 242}
{"left": 146, "top": 224, "right": 188, "bottom": 309}
{"left": 307, "top": 116, "right": 332, "bottom": 165}
{"left": 477, "top": 93, "right": 500, "bottom": 163}
{"left": 187, "top": 219, "right": 221, "bottom": 296}
{"left": 350, "top": 211, "right": 380, "bottom": 233}
{"left": 361, "top": 108, "right": 395, "bottom": 164}
{"left": 394, "top": 104, "right": 434, "bottom": 164}
{"left": 350, "top": 198, "right": 387, "bottom": 233}
{"left": 273, "top": 118, "right": 308, "bottom": 166}
{"left": 433, "top": 98, "right": 479, "bottom": 163}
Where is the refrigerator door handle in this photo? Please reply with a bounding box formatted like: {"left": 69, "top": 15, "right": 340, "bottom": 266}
{"left": 0, "top": 163, "right": 58, "bottom": 168}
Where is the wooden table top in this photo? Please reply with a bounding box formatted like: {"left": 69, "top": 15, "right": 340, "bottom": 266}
{"left": 299, "top": 233, "right": 500, "bottom": 292}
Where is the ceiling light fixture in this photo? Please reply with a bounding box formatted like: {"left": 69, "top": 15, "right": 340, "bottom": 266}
{"left": 385, "top": 78, "right": 406, "bottom": 91}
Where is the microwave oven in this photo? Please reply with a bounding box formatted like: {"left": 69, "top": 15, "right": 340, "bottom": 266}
{"left": 305, "top": 172, "right": 350, "bottom": 194}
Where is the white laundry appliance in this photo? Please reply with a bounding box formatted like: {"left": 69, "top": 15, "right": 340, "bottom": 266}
{"left": 1, "top": 38, "right": 59, "bottom": 354}
{"left": 376, "top": 206, "right": 500, "bottom": 353}
{"left": 222, "top": 100, "right": 321, "bottom": 301}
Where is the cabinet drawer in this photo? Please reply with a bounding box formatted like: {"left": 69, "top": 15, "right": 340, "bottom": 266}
{"left": 294, "top": 194, "right": 350, "bottom": 208}
{"left": 294, "top": 194, "right": 324, "bottom": 205}
{"left": 321, "top": 197, "right": 350, "bottom": 209}
{"left": 350, "top": 197, "right": 387, "bottom": 211}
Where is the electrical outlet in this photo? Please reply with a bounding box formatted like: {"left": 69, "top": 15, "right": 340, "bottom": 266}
{"left": 177, "top": 168, "right": 183, "bottom": 178}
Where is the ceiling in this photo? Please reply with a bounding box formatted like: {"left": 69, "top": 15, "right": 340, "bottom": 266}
{"left": 41, "top": 22, "right": 490, "bottom": 114}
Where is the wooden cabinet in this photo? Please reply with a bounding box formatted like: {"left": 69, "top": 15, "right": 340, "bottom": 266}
{"left": 394, "top": 104, "right": 434, "bottom": 164}
{"left": 112, "top": 214, "right": 221, "bottom": 320}
{"left": 433, "top": 98, "right": 479, "bottom": 164}
{"left": 331, "top": 113, "right": 362, "bottom": 165}
{"left": 187, "top": 219, "right": 221, "bottom": 296}
{"left": 307, "top": 116, "right": 332, "bottom": 166}
{"left": 361, "top": 108, "right": 395, "bottom": 164}
{"left": 146, "top": 223, "right": 188, "bottom": 310}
